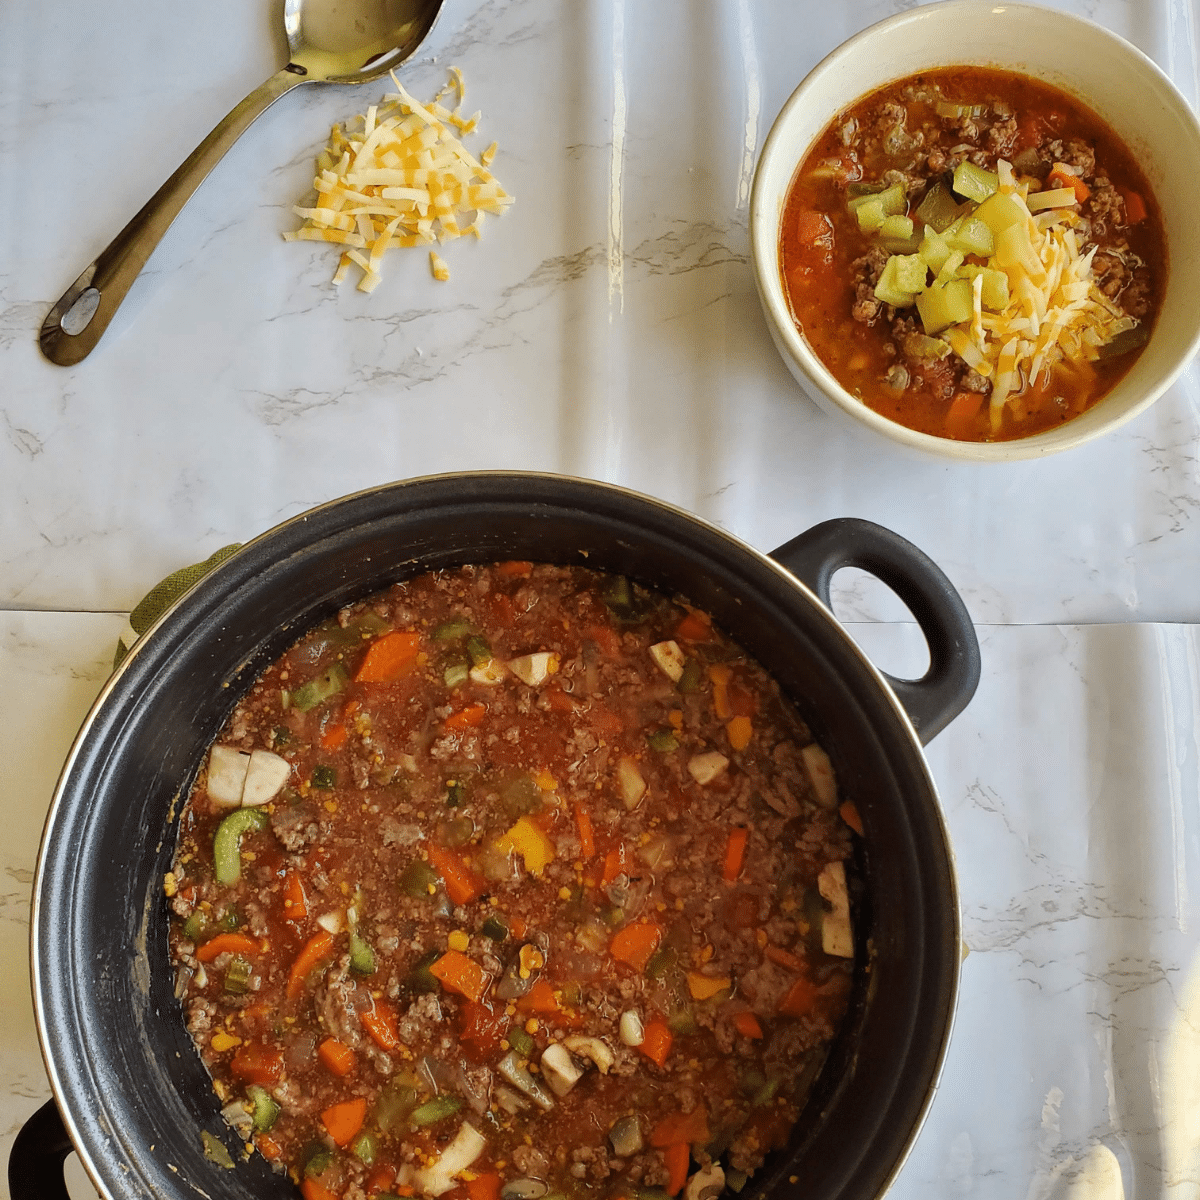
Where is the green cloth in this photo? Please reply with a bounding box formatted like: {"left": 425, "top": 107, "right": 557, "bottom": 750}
{"left": 114, "top": 544, "right": 243, "bottom": 668}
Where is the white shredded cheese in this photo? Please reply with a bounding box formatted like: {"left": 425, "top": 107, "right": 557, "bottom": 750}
{"left": 284, "top": 69, "right": 513, "bottom": 292}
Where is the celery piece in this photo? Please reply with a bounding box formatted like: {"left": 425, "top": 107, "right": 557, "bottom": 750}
{"left": 399, "top": 859, "right": 438, "bottom": 898}
{"left": 508, "top": 1026, "right": 535, "bottom": 1057}
{"left": 213, "top": 807, "right": 270, "bottom": 886}
{"left": 291, "top": 663, "right": 348, "bottom": 713}
{"left": 974, "top": 192, "right": 1025, "bottom": 236}
{"left": 952, "top": 161, "right": 999, "bottom": 203}
{"left": 443, "top": 661, "right": 468, "bottom": 688}
{"left": 847, "top": 182, "right": 903, "bottom": 214}
{"left": 352, "top": 1132, "right": 378, "bottom": 1165}
{"left": 946, "top": 215, "right": 995, "bottom": 257}
{"left": 855, "top": 198, "right": 887, "bottom": 233}
{"left": 311, "top": 764, "right": 336, "bottom": 790}
{"left": 891, "top": 254, "right": 929, "bottom": 295}
{"left": 915, "top": 181, "right": 962, "bottom": 233}
{"left": 349, "top": 929, "right": 376, "bottom": 975}
{"left": 878, "top": 215, "right": 913, "bottom": 242}
{"left": 433, "top": 617, "right": 473, "bottom": 641}
{"left": 873, "top": 257, "right": 915, "bottom": 308}
{"left": 465, "top": 635, "right": 492, "bottom": 667}
{"left": 918, "top": 230, "right": 952, "bottom": 276}
{"left": 916, "top": 279, "right": 974, "bottom": 335}
{"left": 647, "top": 729, "right": 679, "bottom": 752}
{"left": 247, "top": 1085, "right": 280, "bottom": 1133}
{"left": 934, "top": 250, "right": 965, "bottom": 287}
{"left": 223, "top": 956, "right": 253, "bottom": 994}
{"left": 411, "top": 1095, "right": 464, "bottom": 1126}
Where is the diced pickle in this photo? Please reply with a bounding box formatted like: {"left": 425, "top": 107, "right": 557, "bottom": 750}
{"left": 960, "top": 265, "right": 1010, "bottom": 310}
{"left": 855, "top": 197, "right": 886, "bottom": 234}
{"left": 918, "top": 230, "right": 952, "bottom": 276}
{"left": 915, "top": 181, "right": 963, "bottom": 233}
{"left": 878, "top": 214, "right": 913, "bottom": 242}
{"left": 916, "top": 279, "right": 974, "bottom": 335}
{"left": 951, "top": 160, "right": 999, "bottom": 203}
{"left": 945, "top": 215, "right": 995, "bottom": 257}
{"left": 847, "top": 181, "right": 905, "bottom": 216}
{"left": 349, "top": 929, "right": 376, "bottom": 975}
{"left": 973, "top": 191, "right": 1025, "bottom": 235}
{"left": 934, "top": 250, "right": 965, "bottom": 287}
{"left": 890, "top": 254, "right": 928, "bottom": 295}
{"left": 291, "top": 663, "right": 348, "bottom": 713}
{"left": 873, "top": 257, "right": 915, "bottom": 308}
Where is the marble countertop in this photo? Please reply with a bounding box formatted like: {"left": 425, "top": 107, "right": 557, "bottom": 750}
{"left": 3, "top": 1, "right": 1199, "bottom": 1198}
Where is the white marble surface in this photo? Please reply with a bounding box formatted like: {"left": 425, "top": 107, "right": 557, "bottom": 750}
{"left": 2, "top": 0, "right": 1200, "bottom": 622}
{"left": 5, "top": 0, "right": 1200, "bottom": 1198}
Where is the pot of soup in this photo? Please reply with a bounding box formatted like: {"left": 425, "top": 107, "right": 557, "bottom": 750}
{"left": 15, "top": 473, "right": 978, "bottom": 1200}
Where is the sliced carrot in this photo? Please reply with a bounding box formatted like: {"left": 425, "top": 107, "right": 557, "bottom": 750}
{"left": 444, "top": 702, "right": 487, "bottom": 731}
{"left": 367, "top": 1165, "right": 398, "bottom": 1196}
{"left": 255, "top": 1132, "right": 284, "bottom": 1161}
{"left": 320, "top": 722, "right": 348, "bottom": 751}
{"left": 361, "top": 1002, "right": 401, "bottom": 1052}
{"left": 733, "top": 1011, "right": 764, "bottom": 1040}
{"left": 640, "top": 1016, "right": 674, "bottom": 1068}
{"left": 673, "top": 611, "right": 711, "bottom": 642}
{"left": 195, "top": 932, "right": 260, "bottom": 963}
{"left": 427, "top": 844, "right": 486, "bottom": 906}
{"left": 590, "top": 706, "right": 623, "bottom": 737}
{"left": 778, "top": 974, "right": 821, "bottom": 1018}
{"left": 708, "top": 665, "right": 732, "bottom": 719}
{"left": 663, "top": 1142, "right": 690, "bottom": 1197}
{"left": 430, "top": 949, "right": 488, "bottom": 1002}
{"left": 517, "top": 978, "right": 562, "bottom": 1014}
{"left": 318, "top": 1037, "right": 356, "bottom": 1077}
{"left": 765, "top": 944, "right": 807, "bottom": 973}
{"left": 1118, "top": 186, "right": 1147, "bottom": 224}
{"left": 722, "top": 827, "right": 748, "bottom": 883}
{"left": 610, "top": 921, "right": 663, "bottom": 972}
{"left": 944, "top": 391, "right": 984, "bottom": 441}
{"left": 301, "top": 1177, "right": 341, "bottom": 1200}
{"left": 355, "top": 631, "right": 422, "bottom": 684}
{"left": 839, "top": 800, "right": 864, "bottom": 836}
{"left": 322, "top": 1096, "right": 367, "bottom": 1147}
{"left": 282, "top": 870, "right": 308, "bottom": 920}
{"left": 466, "top": 1174, "right": 501, "bottom": 1200}
{"left": 795, "top": 208, "right": 834, "bottom": 248}
{"left": 650, "top": 1105, "right": 711, "bottom": 1147}
{"left": 575, "top": 803, "right": 596, "bottom": 859}
{"left": 1047, "top": 166, "right": 1090, "bottom": 203}
{"left": 545, "top": 685, "right": 577, "bottom": 713}
{"left": 601, "top": 843, "right": 629, "bottom": 887}
{"left": 231, "top": 1040, "right": 283, "bottom": 1086}
{"left": 496, "top": 560, "right": 533, "bottom": 577}
{"left": 287, "top": 930, "right": 335, "bottom": 998}
{"left": 726, "top": 715, "right": 753, "bottom": 751}
{"left": 584, "top": 623, "right": 622, "bottom": 658}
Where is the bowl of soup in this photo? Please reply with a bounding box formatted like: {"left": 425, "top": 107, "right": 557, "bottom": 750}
{"left": 750, "top": 0, "right": 1200, "bottom": 459}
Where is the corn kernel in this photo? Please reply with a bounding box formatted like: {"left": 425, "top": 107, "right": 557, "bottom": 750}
{"left": 448, "top": 930, "right": 470, "bottom": 952}
{"left": 525, "top": 1018, "right": 539, "bottom": 1034}
{"left": 558, "top": 887, "right": 572, "bottom": 901}
{"left": 755, "top": 929, "right": 768, "bottom": 948}
{"left": 210, "top": 1031, "right": 242, "bottom": 1053}
{"left": 163, "top": 872, "right": 178, "bottom": 898}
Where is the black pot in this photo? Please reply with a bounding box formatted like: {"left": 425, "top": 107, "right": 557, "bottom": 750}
{"left": 15, "top": 473, "right": 979, "bottom": 1200}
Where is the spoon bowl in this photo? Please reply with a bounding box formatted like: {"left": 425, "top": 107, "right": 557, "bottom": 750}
{"left": 38, "top": 0, "right": 443, "bottom": 366}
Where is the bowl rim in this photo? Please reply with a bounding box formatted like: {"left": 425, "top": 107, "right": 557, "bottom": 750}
{"left": 750, "top": 0, "right": 1200, "bottom": 462}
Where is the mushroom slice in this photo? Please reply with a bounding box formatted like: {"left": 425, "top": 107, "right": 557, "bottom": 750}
{"left": 563, "top": 1035, "right": 615, "bottom": 1074}
{"left": 649, "top": 640, "right": 685, "bottom": 682}
{"left": 414, "top": 1120, "right": 487, "bottom": 1196}
{"left": 539, "top": 1042, "right": 584, "bottom": 1097}
{"left": 506, "top": 652, "right": 560, "bottom": 686}
{"left": 241, "top": 749, "right": 291, "bottom": 807}
{"left": 818, "top": 860, "right": 853, "bottom": 958}
{"left": 207, "top": 746, "right": 250, "bottom": 809}
{"left": 801, "top": 742, "right": 837, "bottom": 808}
{"left": 685, "top": 1163, "right": 725, "bottom": 1200}
{"left": 687, "top": 751, "right": 729, "bottom": 786}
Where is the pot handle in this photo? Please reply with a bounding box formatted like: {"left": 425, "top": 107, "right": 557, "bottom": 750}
{"left": 770, "top": 518, "right": 980, "bottom": 744}
{"left": 8, "top": 1098, "right": 73, "bottom": 1200}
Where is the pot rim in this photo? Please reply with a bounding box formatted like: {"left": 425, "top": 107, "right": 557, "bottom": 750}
{"left": 29, "top": 469, "right": 962, "bottom": 1200}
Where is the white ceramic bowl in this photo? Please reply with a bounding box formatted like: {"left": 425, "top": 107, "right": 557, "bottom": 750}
{"left": 750, "top": 0, "right": 1200, "bottom": 461}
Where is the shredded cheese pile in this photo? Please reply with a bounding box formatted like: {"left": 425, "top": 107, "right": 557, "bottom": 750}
{"left": 953, "top": 160, "right": 1135, "bottom": 429}
{"left": 283, "top": 68, "right": 514, "bottom": 292}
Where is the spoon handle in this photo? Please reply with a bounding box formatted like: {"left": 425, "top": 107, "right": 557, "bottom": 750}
{"left": 39, "top": 67, "right": 308, "bottom": 366}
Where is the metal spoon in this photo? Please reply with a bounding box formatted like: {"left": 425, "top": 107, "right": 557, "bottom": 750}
{"left": 39, "top": 0, "right": 443, "bottom": 366}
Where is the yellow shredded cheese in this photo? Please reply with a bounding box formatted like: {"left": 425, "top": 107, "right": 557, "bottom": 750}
{"left": 284, "top": 69, "right": 513, "bottom": 292}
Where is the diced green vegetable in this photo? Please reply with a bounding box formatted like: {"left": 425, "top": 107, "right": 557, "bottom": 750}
{"left": 272, "top": 726, "right": 291, "bottom": 747}
{"left": 935, "top": 101, "right": 986, "bottom": 119}
{"left": 934, "top": 249, "right": 965, "bottom": 287}
{"left": 647, "top": 729, "right": 679, "bottom": 752}
{"left": 904, "top": 332, "right": 952, "bottom": 361}
{"left": 891, "top": 253, "right": 928, "bottom": 295}
{"left": 974, "top": 191, "right": 1025, "bottom": 235}
{"left": 481, "top": 914, "right": 508, "bottom": 942}
{"left": 301, "top": 1142, "right": 334, "bottom": 1179}
{"left": 918, "top": 229, "right": 953, "bottom": 276}
{"left": 440, "top": 816, "right": 474, "bottom": 848}
{"left": 508, "top": 1026, "right": 535, "bottom": 1057}
{"left": 645, "top": 946, "right": 678, "bottom": 980}
{"left": 213, "top": 808, "right": 270, "bottom": 886}
{"left": 399, "top": 859, "right": 438, "bottom": 898}
{"left": 247, "top": 1085, "right": 280, "bottom": 1133}
{"left": 667, "top": 1007, "right": 699, "bottom": 1036}
{"left": 726, "top": 1170, "right": 749, "bottom": 1194}
{"left": 445, "top": 781, "right": 466, "bottom": 807}
{"left": 846, "top": 181, "right": 885, "bottom": 198}
{"left": 407, "top": 949, "right": 441, "bottom": 992}
{"left": 200, "top": 1130, "right": 235, "bottom": 1169}
{"left": 443, "top": 662, "right": 469, "bottom": 688}
{"left": 952, "top": 161, "right": 999, "bottom": 203}
{"left": 1097, "top": 324, "right": 1150, "bottom": 359}
{"left": 676, "top": 660, "right": 702, "bottom": 693}
{"left": 372, "top": 1082, "right": 419, "bottom": 1132}
{"left": 945, "top": 215, "right": 995, "bottom": 257}
{"left": 960, "top": 265, "right": 1010, "bottom": 310}
{"left": 352, "top": 1132, "right": 378, "bottom": 1165}
{"left": 855, "top": 198, "right": 886, "bottom": 233}
{"left": 848, "top": 181, "right": 905, "bottom": 216}
{"left": 915, "top": 279, "right": 974, "bottom": 335}
{"left": 433, "top": 617, "right": 473, "bottom": 641}
{"left": 350, "top": 929, "right": 376, "bottom": 975}
{"left": 915, "top": 181, "right": 962, "bottom": 233}
{"left": 410, "top": 1095, "right": 464, "bottom": 1126}
{"left": 183, "top": 911, "right": 210, "bottom": 943}
{"left": 224, "top": 956, "right": 253, "bottom": 994}
{"left": 499, "top": 772, "right": 542, "bottom": 818}
{"left": 873, "top": 256, "right": 916, "bottom": 308}
{"left": 878, "top": 214, "right": 913, "bottom": 242}
{"left": 311, "top": 764, "right": 337, "bottom": 790}
{"left": 465, "top": 636, "right": 492, "bottom": 667}
{"left": 291, "top": 663, "right": 348, "bottom": 713}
